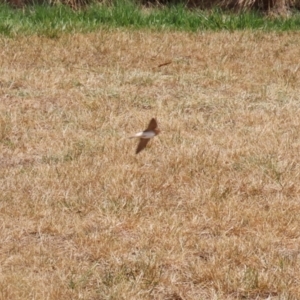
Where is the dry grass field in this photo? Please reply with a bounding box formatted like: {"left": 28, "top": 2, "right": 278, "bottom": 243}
{"left": 1, "top": 30, "right": 300, "bottom": 299}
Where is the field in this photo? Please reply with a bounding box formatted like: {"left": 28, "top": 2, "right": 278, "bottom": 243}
{"left": 1, "top": 30, "right": 300, "bottom": 299}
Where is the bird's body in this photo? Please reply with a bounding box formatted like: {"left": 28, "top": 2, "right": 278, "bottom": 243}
{"left": 130, "top": 131, "right": 156, "bottom": 139}
{"left": 130, "top": 118, "right": 160, "bottom": 154}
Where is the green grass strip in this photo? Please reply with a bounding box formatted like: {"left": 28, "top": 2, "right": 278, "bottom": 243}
{"left": 1, "top": 0, "right": 300, "bottom": 36}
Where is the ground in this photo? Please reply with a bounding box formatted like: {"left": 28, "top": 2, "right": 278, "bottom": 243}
{"left": 1, "top": 30, "right": 300, "bottom": 299}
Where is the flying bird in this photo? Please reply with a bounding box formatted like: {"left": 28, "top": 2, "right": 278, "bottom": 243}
{"left": 130, "top": 118, "right": 160, "bottom": 154}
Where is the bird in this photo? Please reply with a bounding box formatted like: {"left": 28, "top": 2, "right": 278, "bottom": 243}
{"left": 129, "top": 118, "right": 160, "bottom": 154}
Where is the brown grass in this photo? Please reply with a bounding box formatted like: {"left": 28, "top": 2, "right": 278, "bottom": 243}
{"left": 1, "top": 30, "right": 300, "bottom": 299}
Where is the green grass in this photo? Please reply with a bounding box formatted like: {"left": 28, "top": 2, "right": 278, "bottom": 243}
{"left": 1, "top": 1, "right": 300, "bottom": 36}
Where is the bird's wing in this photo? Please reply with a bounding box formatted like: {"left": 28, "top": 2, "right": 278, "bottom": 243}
{"left": 136, "top": 138, "right": 150, "bottom": 154}
{"left": 146, "top": 118, "right": 157, "bottom": 131}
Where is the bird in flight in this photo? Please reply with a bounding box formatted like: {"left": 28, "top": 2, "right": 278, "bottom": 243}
{"left": 130, "top": 118, "right": 160, "bottom": 154}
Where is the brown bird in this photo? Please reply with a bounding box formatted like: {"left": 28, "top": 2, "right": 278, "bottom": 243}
{"left": 130, "top": 118, "right": 160, "bottom": 154}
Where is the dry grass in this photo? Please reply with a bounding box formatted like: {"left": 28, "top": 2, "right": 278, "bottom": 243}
{"left": 1, "top": 30, "right": 300, "bottom": 299}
